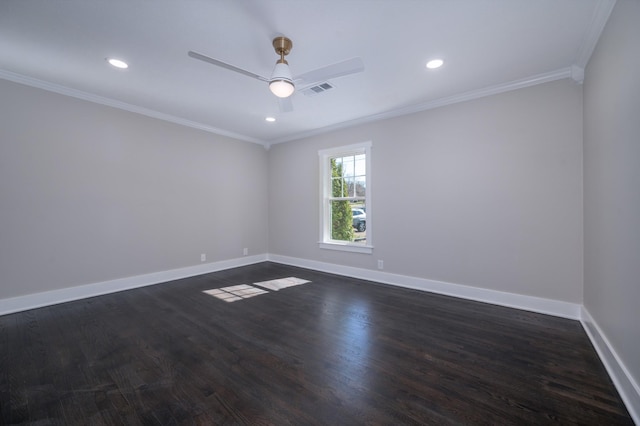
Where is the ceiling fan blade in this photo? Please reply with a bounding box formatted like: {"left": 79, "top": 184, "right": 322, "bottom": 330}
{"left": 188, "top": 51, "right": 268, "bottom": 82}
{"left": 278, "top": 96, "right": 294, "bottom": 113}
{"left": 294, "top": 57, "right": 364, "bottom": 86}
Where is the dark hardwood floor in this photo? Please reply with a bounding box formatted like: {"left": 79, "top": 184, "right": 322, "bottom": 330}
{"left": 0, "top": 262, "right": 633, "bottom": 425}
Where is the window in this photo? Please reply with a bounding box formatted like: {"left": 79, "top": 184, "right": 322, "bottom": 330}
{"left": 318, "top": 142, "right": 372, "bottom": 254}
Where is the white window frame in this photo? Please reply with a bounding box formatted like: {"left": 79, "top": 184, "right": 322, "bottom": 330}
{"left": 318, "top": 141, "right": 373, "bottom": 254}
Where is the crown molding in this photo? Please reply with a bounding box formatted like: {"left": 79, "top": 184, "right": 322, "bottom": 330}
{"left": 1, "top": 60, "right": 593, "bottom": 149}
{"left": 0, "top": 69, "right": 267, "bottom": 147}
{"left": 269, "top": 67, "right": 573, "bottom": 144}
{"left": 575, "top": 0, "right": 617, "bottom": 68}
{"left": 571, "top": 65, "right": 585, "bottom": 84}
{"left": 2, "top": 2, "right": 614, "bottom": 148}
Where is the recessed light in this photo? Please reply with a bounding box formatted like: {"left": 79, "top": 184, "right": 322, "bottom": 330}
{"left": 265, "top": 117, "right": 276, "bottom": 122}
{"left": 426, "top": 59, "right": 444, "bottom": 69}
{"left": 107, "top": 58, "right": 128, "bottom": 69}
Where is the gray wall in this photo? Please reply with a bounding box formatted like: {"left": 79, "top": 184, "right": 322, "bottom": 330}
{"left": 0, "top": 79, "right": 268, "bottom": 299}
{"left": 269, "top": 79, "right": 583, "bottom": 302}
{"left": 583, "top": 0, "right": 640, "bottom": 391}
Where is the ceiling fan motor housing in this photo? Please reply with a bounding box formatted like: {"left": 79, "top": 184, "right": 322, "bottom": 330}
{"left": 273, "top": 36, "right": 293, "bottom": 57}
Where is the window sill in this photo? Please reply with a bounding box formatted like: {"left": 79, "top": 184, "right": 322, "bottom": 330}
{"left": 318, "top": 241, "right": 373, "bottom": 254}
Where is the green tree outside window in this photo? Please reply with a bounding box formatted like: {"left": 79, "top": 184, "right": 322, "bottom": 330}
{"left": 331, "top": 159, "right": 354, "bottom": 241}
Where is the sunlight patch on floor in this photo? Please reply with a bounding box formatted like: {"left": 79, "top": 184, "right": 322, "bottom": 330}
{"left": 203, "top": 284, "right": 268, "bottom": 302}
{"left": 204, "top": 278, "right": 311, "bottom": 303}
{"left": 253, "top": 277, "right": 310, "bottom": 291}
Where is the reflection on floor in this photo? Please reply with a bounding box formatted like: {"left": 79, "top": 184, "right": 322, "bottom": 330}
{"left": 203, "top": 277, "right": 311, "bottom": 302}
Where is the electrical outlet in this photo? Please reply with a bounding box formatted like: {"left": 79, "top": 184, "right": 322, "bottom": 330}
{"left": 243, "top": 248, "right": 248, "bottom": 256}
{"left": 201, "top": 253, "right": 206, "bottom": 262}
{"left": 377, "top": 260, "right": 384, "bottom": 270}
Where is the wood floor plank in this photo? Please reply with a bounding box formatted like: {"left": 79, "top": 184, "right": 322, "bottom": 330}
{"left": 0, "top": 262, "right": 633, "bottom": 425}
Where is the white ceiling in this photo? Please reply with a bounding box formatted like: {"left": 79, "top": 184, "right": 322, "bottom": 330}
{"left": 0, "top": 0, "right": 613, "bottom": 146}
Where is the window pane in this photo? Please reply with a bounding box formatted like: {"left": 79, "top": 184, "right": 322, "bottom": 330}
{"left": 330, "top": 200, "right": 354, "bottom": 241}
{"left": 342, "top": 155, "right": 355, "bottom": 177}
{"left": 351, "top": 201, "right": 366, "bottom": 244}
{"left": 333, "top": 157, "right": 343, "bottom": 170}
{"left": 345, "top": 177, "right": 355, "bottom": 197}
{"left": 331, "top": 176, "right": 344, "bottom": 197}
{"left": 355, "top": 154, "right": 365, "bottom": 176}
{"left": 355, "top": 177, "right": 366, "bottom": 197}
{"left": 331, "top": 159, "right": 347, "bottom": 197}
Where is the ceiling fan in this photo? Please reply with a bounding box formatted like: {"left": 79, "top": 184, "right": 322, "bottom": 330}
{"left": 188, "top": 36, "right": 364, "bottom": 110}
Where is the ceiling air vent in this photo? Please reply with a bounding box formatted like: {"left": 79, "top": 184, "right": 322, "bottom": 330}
{"left": 302, "top": 82, "right": 335, "bottom": 97}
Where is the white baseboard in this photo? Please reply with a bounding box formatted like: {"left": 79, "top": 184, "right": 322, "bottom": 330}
{"left": 0, "top": 253, "right": 581, "bottom": 319}
{"left": 581, "top": 307, "right": 640, "bottom": 424}
{"left": 267, "top": 254, "right": 581, "bottom": 319}
{"left": 0, "top": 254, "right": 267, "bottom": 316}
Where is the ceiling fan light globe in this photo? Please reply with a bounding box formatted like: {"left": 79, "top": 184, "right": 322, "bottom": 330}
{"left": 269, "top": 79, "right": 295, "bottom": 98}
{"left": 269, "top": 62, "right": 295, "bottom": 98}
